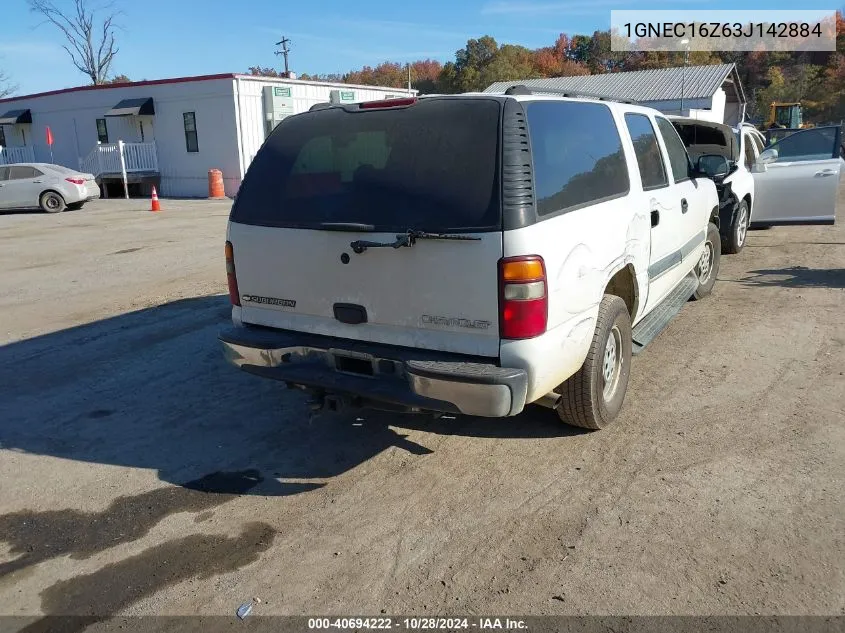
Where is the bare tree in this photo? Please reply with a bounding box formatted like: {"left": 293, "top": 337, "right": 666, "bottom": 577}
{"left": 0, "top": 68, "right": 16, "bottom": 98}
{"left": 28, "top": 0, "right": 119, "bottom": 85}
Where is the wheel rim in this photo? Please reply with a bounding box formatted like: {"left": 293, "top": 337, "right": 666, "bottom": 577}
{"left": 736, "top": 206, "right": 748, "bottom": 247}
{"left": 46, "top": 195, "right": 59, "bottom": 210}
{"left": 602, "top": 325, "right": 623, "bottom": 400}
{"left": 697, "top": 242, "right": 713, "bottom": 284}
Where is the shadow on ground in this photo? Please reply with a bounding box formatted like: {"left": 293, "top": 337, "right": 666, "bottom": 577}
{"left": 1, "top": 295, "right": 577, "bottom": 500}
{"left": 738, "top": 266, "right": 845, "bottom": 289}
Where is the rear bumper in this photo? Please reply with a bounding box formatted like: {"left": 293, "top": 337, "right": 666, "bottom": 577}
{"left": 219, "top": 325, "right": 528, "bottom": 417}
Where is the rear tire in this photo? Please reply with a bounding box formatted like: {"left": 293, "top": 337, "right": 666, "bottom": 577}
{"left": 556, "top": 295, "right": 632, "bottom": 430}
{"left": 692, "top": 222, "right": 721, "bottom": 300}
{"left": 67, "top": 202, "right": 85, "bottom": 211}
{"left": 722, "top": 199, "right": 748, "bottom": 254}
{"left": 39, "top": 191, "right": 66, "bottom": 213}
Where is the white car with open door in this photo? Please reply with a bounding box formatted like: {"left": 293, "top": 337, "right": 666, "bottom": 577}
{"left": 751, "top": 126, "right": 843, "bottom": 226}
{"left": 671, "top": 117, "right": 755, "bottom": 254}
{"left": 220, "top": 88, "right": 720, "bottom": 430}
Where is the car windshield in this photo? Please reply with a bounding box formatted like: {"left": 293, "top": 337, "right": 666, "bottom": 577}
{"left": 231, "top": 98, "right": 502, "bottom": 233}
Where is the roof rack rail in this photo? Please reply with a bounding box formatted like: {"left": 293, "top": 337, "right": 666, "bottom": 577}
{"left": 503, "top": 84, "right": 639, "bottom": 104}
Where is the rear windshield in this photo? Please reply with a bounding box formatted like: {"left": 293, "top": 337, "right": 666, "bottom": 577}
{"left": 231, "top": 98, "right": 501, "bottom": 232}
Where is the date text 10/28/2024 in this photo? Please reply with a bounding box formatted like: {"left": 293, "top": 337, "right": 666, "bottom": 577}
{"left": 308, "top": 617, "right": 528, "bottom": 630}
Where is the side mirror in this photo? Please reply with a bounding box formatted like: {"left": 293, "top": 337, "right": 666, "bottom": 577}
{"left": 757, "top": 148, "right": 777, "bottom": 164}
{"left": 697, "top": 154, "right": 730, "bottom": 178}
{"left": 752, "top": 148, "right": 778, "bottom": 173}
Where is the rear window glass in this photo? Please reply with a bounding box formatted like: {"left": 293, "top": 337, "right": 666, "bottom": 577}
{"left": 45, "top": 164, "right": 78, "bottom": 175}
{"left": 231, "top": 98, "right": 501, "bottom": 232}
{"left": 526, "top": 101, "right": 629, "bottom": 216}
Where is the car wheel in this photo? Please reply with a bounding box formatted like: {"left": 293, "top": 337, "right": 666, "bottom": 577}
{"left": 67, "top": 202, "right": 85, "bottom": 211}
{"left": 39, "top": 191, "right": 66, "bottom": 213}
{"left": 692, "top": 222, "right": 721, "bottom": 300}
{"left": 556, "top": 295, "right": 632, "bottom": 430}
{"left": 722, "top": 199, "right": 748, "bottom": 254}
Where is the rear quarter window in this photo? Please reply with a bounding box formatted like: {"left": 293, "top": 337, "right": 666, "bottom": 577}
{"left": 526, "top": 101, "right": 629, "bottom": 216}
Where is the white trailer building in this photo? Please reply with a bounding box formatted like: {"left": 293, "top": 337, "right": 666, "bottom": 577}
{"left": 0, "top": 74, "right": 415, "bottom": 197}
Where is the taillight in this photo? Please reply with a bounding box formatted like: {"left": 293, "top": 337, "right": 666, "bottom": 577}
{"left": 499, "top": 255, "right": 547, "bottom": 339}
{"left": 65, "top": 177, "right": 85, "bottom": 185}
{"left": 359, "top": 97, "right": 417, "bottom": 109}
{"left": 225, "top": 241, "right": 240, "bottom": 306}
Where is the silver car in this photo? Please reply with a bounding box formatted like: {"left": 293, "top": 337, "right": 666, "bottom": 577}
{"left": 0, "top": 163, "right": 100, "bottom": 213}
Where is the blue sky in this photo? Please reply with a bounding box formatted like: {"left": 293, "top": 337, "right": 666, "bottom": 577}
{"left": 0, "top": 0, "right": 833, "bottom": 96}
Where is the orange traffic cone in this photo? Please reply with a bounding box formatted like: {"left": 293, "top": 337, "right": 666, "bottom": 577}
{"left": 150, "top": 186, "right": 161, "bottom": 213}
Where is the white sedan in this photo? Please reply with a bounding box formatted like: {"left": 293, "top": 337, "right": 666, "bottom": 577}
{"left": 0, "top": 163, "right": 100, "bottom": 213}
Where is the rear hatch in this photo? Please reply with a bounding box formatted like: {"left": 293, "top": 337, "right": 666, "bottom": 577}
{"left": 229, "top": 97, "right": 504, "bottom": 357}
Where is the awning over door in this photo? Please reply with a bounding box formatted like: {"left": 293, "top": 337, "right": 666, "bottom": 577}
{"left": 104, "top": 97, "right": 155, "bottom": 117}
{"left": 0, "top": 109, "right": 32, "bottom": 125}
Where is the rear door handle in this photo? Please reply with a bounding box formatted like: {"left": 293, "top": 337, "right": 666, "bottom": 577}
{"left": 681, "top": 198, "right": 689, "bottom": 214}
{"left": 814, "top": 169, "right": 836, "bottom": 177}
{"left": 32, "top": 180, "right": 42, "bottom": 183}
{"left": 650, "top": 209, "right": 660, "bottom": 227}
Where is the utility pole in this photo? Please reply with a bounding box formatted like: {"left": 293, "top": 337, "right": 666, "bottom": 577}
{"left": 275, "top": 37, "right": 292, "bottom": 76}
{"left": 679, "top": 39, "right": 691, "bottom": 115}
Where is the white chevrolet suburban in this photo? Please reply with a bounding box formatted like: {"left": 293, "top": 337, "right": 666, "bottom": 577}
{"left": 220, "top": 88, "right": 721, "bottom": 429}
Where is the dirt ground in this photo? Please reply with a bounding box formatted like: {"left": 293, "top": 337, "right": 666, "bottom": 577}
{"left": 0, "top": 194, "right": 843, "bottom": 626}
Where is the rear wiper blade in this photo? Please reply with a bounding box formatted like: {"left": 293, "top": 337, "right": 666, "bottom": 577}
{"left": 319, "top": 222, "right": 375, "bottom": 232}
{"left": 350, "top": 229, "right": 481, "bottom": 254}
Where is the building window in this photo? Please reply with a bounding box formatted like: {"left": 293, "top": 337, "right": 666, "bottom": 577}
{"left": 183, "top": 112, "right": 199, "bottom": 153}
{"left": 96, "top": 118, "right": 109, "bottom": 144}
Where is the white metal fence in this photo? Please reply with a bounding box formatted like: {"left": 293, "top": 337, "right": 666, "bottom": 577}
{"left": 79, "top": 141, "right": 159, "bottom": 177}
{"left": 0, "top": 146, "right": 36, "bottom": 165}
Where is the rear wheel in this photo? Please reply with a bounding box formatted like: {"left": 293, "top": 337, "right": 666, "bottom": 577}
{"left": 556, "top": 295, "right": 632, "bottom": 430}
{"left": 39, "top": 191, "right": 66, "bottom": 213}
{"left": 692, "top": 222, "right": 721, "bottom": 300}
{"left": 722, "top": 199, "right": 748, "bottom": 254}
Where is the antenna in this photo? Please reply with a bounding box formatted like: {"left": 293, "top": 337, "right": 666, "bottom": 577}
{"left": 274, "top": 37, "right": 292, "bottom": 77}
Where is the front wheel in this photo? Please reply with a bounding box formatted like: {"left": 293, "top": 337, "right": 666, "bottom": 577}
{"left": 722, "top": 199, "right": 748, "bottom": 254}
{"left": 692, "top": 222, "right": 721, "bottom": 300}
{"left": 556, "top": 295, "right": 632, "bottom": 430}
{"left": 39, "top": 191, "right": 66, "bottom": 213}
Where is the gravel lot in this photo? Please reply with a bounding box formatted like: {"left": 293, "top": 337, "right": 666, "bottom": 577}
{"left": 0, "top": 195, "right": 843, "bottom": 626}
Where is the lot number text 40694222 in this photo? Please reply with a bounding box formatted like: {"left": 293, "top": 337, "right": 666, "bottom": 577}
{"left": 307, "top": 617, "right": 528, "bottom": 630}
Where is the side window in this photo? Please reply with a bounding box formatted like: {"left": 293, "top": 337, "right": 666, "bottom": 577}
{"left": 526, "top": 101, "right": 629, "bottom": 216}
{"left": 624, "top": 114, "right": 668, "bottom": 190}
{"left": 655, "top": 117, "right": 691, "bottom": 183}
{"left": 8, "top": 166, "right": 38, "bottom": 180}
{"left": 96, "top": 118, "right": 109, "bottom": 144}
{"left": 769, "top": 127, "right": 838, "bottom": 162}
{"left": 0, "top": 167, "right": 9, "bottom": 181}
{"left": 743, "top": 133, "right": 757, "bottom": 169}
{"left": 183, "top": 112, "right": 199, "bottom": 153}
{"left": 0, "top": 125, "right": 6, "bottom": 147}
